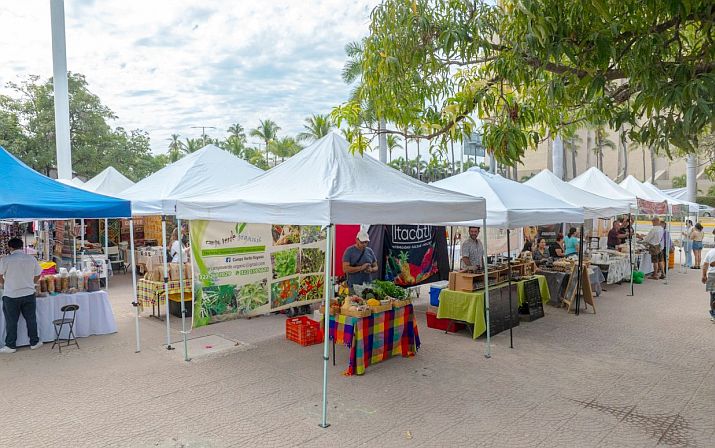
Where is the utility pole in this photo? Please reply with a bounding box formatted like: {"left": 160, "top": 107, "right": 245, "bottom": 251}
{"left": 191, "top": 126, "right": 216, "bottom": 144}
{"left": 51, "top": 0, "right": 72, "bottom": 179}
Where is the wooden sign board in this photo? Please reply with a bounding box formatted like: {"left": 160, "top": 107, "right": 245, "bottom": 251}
{"left": 562, "top": 264, "right": 596, "bottom": 313}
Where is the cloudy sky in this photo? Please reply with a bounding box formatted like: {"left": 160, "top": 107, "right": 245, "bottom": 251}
{"left": 0, "top": 0, "right": 378, "bottom": 154}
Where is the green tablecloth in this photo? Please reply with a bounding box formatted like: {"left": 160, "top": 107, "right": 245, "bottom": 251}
{"left": 436, "top": 275, "right": 550, "bottom": 339}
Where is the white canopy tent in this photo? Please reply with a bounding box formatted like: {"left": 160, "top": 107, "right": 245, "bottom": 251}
{"left": 525, "top": 169, "right": 631, "bottom": 219}
{"left": 620, "top": 175, "right": 670, "bottom": 202}
{"left": 119, "top": 144, "right": 264, "bottom": 215}
{"left": 431, "top": 168, "right": 585, "bottom": 227}
{"left": 176, "top": 133, "right": 487, "bottom": 428}
{"left": 119, "top": 144, "right": 264, "bottom": 359}
{"left": 569, "top": 167, "right": 637, "bottom": 204}
{"left": 432, "top": 168, "right": 586, "bottom": 342}
{"left": 642, "top": 182, "right": 699, "bottom": 213}
{"left": 82, "top": 167, "right": 135, "bottom": 196}
{"left": 57, "top": 177, "right": 86, "bottom": 188}
{"left": 663, "top": 187, "right": 688, "bottom": 201}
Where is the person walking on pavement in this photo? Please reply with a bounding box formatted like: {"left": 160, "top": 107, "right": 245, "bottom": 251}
{"left": 700, "top": 232, "right": 715, "bottom": 322}
{"left": 683, "top": 220, "right": 693, "bottom": 268}
{"left": 690, "top": 223, "right": 705, "bottom": 269}
{"left": 0, "top": 238, "right": 43, "bottom": 353}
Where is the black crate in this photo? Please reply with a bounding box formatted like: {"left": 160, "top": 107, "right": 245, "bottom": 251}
{"left": 487, "top": 283, "right": 519, "bottom": 336}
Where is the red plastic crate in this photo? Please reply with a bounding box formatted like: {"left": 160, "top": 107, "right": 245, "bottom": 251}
{"left": 426, "top": 311, "right": 464, "bottom": 333}
{"left": 286, "top": 316, "right": 324, "bottom": 346}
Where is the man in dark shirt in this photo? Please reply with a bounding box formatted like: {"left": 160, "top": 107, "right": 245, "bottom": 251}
{"left": 342, "top": 230, "right": 378, "bottom": 292}
{"left": 607, "top": 220, "right": 627, "bottom": 249}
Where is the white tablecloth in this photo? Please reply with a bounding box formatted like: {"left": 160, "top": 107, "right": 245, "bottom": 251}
{"left": 0, "top": 291, "right": 117, "bottom": 348}
{"left": 638, "top": 253, "right": 654, "bottom": 275}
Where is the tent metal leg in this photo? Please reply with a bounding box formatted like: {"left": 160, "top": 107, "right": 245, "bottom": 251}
{"left": 507, "top": 228, "right": 514, "bottom": 348}
{"left": 483, "top": 218, "right": 491, "bottom": 359}
{"left": 104, "top": 218, "right": 109, "bottom": 290}
{"left": 177, "top": 219, "right": 189, "bottom": 362}
{"left": 320, "top": 224, "right": 333, "bottom": 428}
{"left": 129, "top": 218, "right": 141, "bottom": 353}
{"left": 161, "top": 216, "right": 173, "bottom": 350}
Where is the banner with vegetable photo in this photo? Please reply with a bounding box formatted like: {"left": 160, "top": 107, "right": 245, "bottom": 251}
{"left": 190, "top": 220, "right": 326, "bottom": 327}
{"left": 381, "top": 225, "right": 448, "bottom": 287}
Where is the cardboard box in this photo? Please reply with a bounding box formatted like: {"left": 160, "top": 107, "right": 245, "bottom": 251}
{"left": 448, "top": 271, "right": 457, "bottom": 291}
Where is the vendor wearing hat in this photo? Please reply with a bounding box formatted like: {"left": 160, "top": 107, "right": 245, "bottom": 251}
{"left": 342, "top": 230, "right": 378, "bottom": 292}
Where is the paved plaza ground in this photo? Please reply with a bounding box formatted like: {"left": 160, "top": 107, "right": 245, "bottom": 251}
{"left": 1, "top": 264, "right": 713, "bottom": 448}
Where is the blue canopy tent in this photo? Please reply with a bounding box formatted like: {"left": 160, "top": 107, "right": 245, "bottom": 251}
{"left": 0, "top": 146, "right": 139, "bottom": 351}
{"left": 0, "top": 146, "right": 130, "bottom": 220}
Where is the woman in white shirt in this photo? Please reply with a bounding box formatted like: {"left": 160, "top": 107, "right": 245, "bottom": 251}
{"left": 169, "top": 228, "right": 188, "bottom": 262}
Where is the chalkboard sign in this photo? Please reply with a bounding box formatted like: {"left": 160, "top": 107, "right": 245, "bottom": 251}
{"left": 562, "top": 263, "right": 578, "bottom": 307}
{"left": 522, "top": 278, "right": 544, "bottom": 320}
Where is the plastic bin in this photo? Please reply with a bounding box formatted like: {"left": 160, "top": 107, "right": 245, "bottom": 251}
{"left": 426, "top": 311, "right": 464, "bottom": 332}
{"left": 429, "top": 286, "right": 443, "bottom": 307}
{"left": 286, "top": 316, "right": 323, "bottom": 346}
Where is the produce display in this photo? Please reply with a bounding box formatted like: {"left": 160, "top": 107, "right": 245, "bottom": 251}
{"left": 272, "top": 225, "right": 301, "bottom": 245}
{"left": 323, "top": 280, "right": 411, "bottom": 317}
{"left": 300, "top": 226, "right": 326, "bottom": 244}
{"left": 300, "top": 248, "right": 325, "bottom": 274}
{"left": 271, "top": 249, "right": 298, "bottom": 279}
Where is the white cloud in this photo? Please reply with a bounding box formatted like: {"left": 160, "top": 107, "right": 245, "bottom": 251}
{"left": 0, "top": 0, "right": 376, "bottom": 153}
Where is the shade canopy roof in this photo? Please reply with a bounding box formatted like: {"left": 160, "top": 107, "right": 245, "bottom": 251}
{"left": 525, "top": 169, "right": 631, "bottom": 218}
{"left": 176, "top": 133, "right": 486, "bottom": 225}
{"left": 619, "top": 175, "right": 668, "bottom": 202}
{"left": 431, "top": 168, "right": 584, "bottom": 227}
{"left": 119, "top": 144, "right": 264, "bottom": 215}
{"left": 56, "top": 177, "right": 86, "bottom": 188}
{"left": 569, "top": 167, "right": 636, "bottom": 204}
{"left": 641, "top": 181, "right": 699, "bottom": 212}
{"left": 82, "top": 167, "right": 135, "bottom": 196}
{"left": 0, "top": 146, "right": 131, "bottom": 220}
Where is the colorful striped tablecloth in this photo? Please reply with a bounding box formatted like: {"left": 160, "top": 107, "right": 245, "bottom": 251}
{"left": 329, "top": 304, "right": 420, "bottom": 376}
{"left": 137, "top": 278, "right": 193, "bottom": 308}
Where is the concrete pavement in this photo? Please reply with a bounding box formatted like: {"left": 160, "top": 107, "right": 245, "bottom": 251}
{"left": 0, "top": 265, "right": 713, "bottom": 447}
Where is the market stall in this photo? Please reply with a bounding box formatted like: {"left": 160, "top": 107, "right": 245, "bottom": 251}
{"left": 0, "top": 145, "right": 130, "bottom": 349}
{"left": 432, "top": 168, "right": 584, "bottom": 345}
{"left": 119, "top": 144, "right": 264, "bottom": 357}
{"left": 175, "top": 133, "right": 486, "bottom": 427}
{"left": 0, "top": 290, "right": 116, "bottom": 348}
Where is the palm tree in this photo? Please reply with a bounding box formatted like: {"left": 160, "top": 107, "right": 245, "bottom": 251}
{"left": 564, "top": 134, "right": 583, "bottom": 179}
{"left": 249, "top": 119, "right": 281, "bottom": 164}
{"left": 222, "top": 135, "right": 246, "bottom": 158}
{"left": 593, "top": 126, "right": 615, "bottom": 171}
{"left": 167, "top": 134, "right": 183, "bottom": 162}
{"left": 297, "top": 114, "right": 334, "bottom": 142}
{"left": 227, "top": 123, "right": 246, "bottom": 143}
{"left": 386, "top": 135, "right": 402, "bottom": 163}
{"left": 617, "top": 125, "right": 629, "bottom": 181}
{"left": 182, "top": 137, "right": 203, "bottom": 154}
{"left": 269, "top": 137, "right": 302, "bottom": 163}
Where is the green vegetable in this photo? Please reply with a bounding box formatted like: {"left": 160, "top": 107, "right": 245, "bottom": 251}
{"left": 300, "top": 248, "right": 325, "bottom": 273}
{"left": 237, "top": 281, "right": 268, "bottom": 313}
{"left": 272, "top": 249, "right": 298, "bottom": 279}
{"left": 372, "top": 280, "right": 406, "bottom": 299}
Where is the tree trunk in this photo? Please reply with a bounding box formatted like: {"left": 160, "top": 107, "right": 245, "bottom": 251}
{"left": 642, "top": 148, "right": 646, "bottom": 182}
{"left": 585, "top": 130, "right": 592, "bottom": 168}
{"left": 450, "top": 140, "right": 456, "bottom": 174}
{"left": 571, "top": 146, "right": 577, "bottom": 180}
{"left": 649, "top": 146, "right": 656, "bottom": 183}
{"left": 686, "top": 154, "right": 697, "bottom": 203}
{"left": 552, "top": 136, "right": 564, "bottom": 179}
{"left": 416, "top": 139, "right": 421, "bottom": 180}
{"left": 378, "top": 118, "right": 387, "bottom": 163}
{"left": 621, "top": 127, "right": 628, "bottom": 181}
{"left": 512, "top": 165, "right": 517, "bottom": 181}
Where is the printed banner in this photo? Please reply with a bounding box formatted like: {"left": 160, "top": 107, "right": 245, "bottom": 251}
{"left": 670, "top": 204, "right": 686, "bottom": 217}
{"left": 637, "top": 198, "right": 668, "bottom": 215}
{"left": 382, "top": 225, "right": 443, "bottom": 286}
{"left": 190, "top": 220, "right": 326, "bottom": 327}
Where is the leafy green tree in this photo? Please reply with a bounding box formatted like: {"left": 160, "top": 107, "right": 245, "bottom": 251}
{"left": 227, "top": 123, "right": 247, "bottom": 143}
{"left": 167, "top": 134, "right": 183, "bottom": 162}
{"left": 269, "top": 136, "right": 302, "bottom": 163}
{"left": 182, "top": 137, "right": 203, "bottom": 154}
{"left": 672, "top": 175, "right": 686, "bottom": 188}
{"left": 297, "top": 114, "right": 334, "bottom": 142}
{"left": 249, "top": 119, "right": 280, "bottom": 163}
{"left": 385, "top": 134, "right": 402, "bottom": 162}
{"left": 334, "top": 0, "right": 715, "bottom": 166}
{"left": 0, "top": 73, "right": 165, "bottom": 180}
{"left": 593, "top": 126, "right": 616, "bottom": 171}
